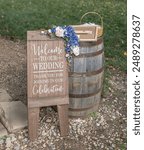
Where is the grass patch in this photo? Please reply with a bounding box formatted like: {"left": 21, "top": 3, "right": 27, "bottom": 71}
{"left": 102, "top": 68, "right": 112, "bottom": 97}
{"left": 0, "top": 0, "right": 126, "bottom": 72}
{"left": 120, "top": 143, "right": 126, "bottom": 150}
{"left": 88, "top": 112, "right": 98, "bottom": 119}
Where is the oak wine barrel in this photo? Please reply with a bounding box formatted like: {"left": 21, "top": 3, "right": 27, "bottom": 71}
{"left": 68, "top": 37, "right": 104, "bottom": 118}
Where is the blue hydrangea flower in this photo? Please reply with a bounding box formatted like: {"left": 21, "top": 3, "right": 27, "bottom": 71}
{"left": 48, "top": 25, "right": 80, "bottom": 62}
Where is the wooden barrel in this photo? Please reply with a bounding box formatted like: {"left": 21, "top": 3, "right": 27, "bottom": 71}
{"left": 68, "top": 37, "right": 104, "bottom": 118}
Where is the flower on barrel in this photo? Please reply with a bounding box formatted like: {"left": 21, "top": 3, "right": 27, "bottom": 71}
{"left": 48, "top": 26, "right": 80, "bottom": 63}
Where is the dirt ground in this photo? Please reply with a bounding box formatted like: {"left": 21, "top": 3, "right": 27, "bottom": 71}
{"left": 0, "top": 37, "right": 127, "bottom": 150}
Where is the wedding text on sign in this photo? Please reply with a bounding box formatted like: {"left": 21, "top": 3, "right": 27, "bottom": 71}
{"left": 30, "top": 43, "right": 65, "bottom": 96}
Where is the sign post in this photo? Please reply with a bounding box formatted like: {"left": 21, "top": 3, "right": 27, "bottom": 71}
{"left": 27, "top": 31, "right": 69, "bottom": 140}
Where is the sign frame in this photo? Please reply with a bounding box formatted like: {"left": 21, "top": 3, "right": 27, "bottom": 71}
{"left": 27, "top": 31, "right": 69, "bottom": 140}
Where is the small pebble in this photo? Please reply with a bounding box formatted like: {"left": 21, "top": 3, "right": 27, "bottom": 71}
{"left": 0, "top": 139, "right": 4, "bottom": 145}
{"left": 6, "top": 138, "right": 12, "bottom": 148}
{"left": 46, "top": 118, "right": 52, "bottom": 123}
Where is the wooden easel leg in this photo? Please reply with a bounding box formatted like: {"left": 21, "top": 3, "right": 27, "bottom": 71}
{"left": 57, "top": 104, "right": 69, "bottom": 137}
{"left": 28, "top": 107, "right": 40, "bottom": 141}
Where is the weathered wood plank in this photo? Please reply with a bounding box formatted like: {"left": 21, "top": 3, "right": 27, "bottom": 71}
{"left": 68, "top": 101, "right": 100, "bottom": 118}
{"left": 68, "top": 37, "right": 104, "bottom": 117}
{"left": 73, "top": 57, "right": 86, "bottom": 73}
{"left": 28, "top": 97, "right": 69, "bottom": 108}
{"left": 72, "top": 25, "right": 103, "bottom": 40}
{"left": 69, "top": 71, "right": 103, "bottom": 94}
{"left": 57, "top": 104, "right": 69, "bottom": 136}
{"left": 27, "top": 31, "right": 69, "bottom": 140}
{"left": 69, "top": 92, "right": 101, "bottom": 109}
{"left": 28, "top": 107, "right": 40, "bottom": 141}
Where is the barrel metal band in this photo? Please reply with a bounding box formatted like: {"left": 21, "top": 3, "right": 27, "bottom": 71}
{"left": 76, "top": 49, "right": 104, "bottom": 58}
{"left": 69, "top": 87, "right": 101, "bottom": 98}
{"left": 69, "top": 67, "right": 104, "bottom": 77}
{"left": 69, "top": 104, "right": 97, "bottom": 111}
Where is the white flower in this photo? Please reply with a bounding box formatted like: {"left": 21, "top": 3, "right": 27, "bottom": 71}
{"left": 41, "top": 30, "right": 45, "bottom": 34}
{"left": 48, "top": 29, "right": 52, "bottom": 33}
{"left": 55, "top": 26, "right": 64, "bottom": 37}
{"left": 77, "top": 35, "right": 80, "bottom": 39}
{"left": 65, "top": 53, "right": 70, "bottom": 57}
{"left": 72, "top": 46, "right": 80, "bottom": 56}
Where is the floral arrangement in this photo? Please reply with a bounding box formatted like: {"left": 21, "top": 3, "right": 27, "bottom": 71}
{"left": 47, "top": 26, "right": 80, "bottom": 63}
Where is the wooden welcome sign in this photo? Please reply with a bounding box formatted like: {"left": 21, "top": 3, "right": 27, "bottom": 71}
{"left": 27, "top": 31, "right": 69, "bottom": 140}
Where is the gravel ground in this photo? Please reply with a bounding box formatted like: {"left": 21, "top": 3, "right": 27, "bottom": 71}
{"left": 0, "top": 37, "right": 127, "bottom": 150}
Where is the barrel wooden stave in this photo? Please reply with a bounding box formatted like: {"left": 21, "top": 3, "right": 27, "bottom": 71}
{"left": 69, "top": 100, "right": 100, "bottom": 118}
{"left": 69, "top": 92, "right": 101, "bottom": 109}
{"left": 80, "top": 43, "right": 104, "bottom": 54}
{"left": 69, "top": 71, "right": 103, "bottom": 94}
{"left": 71, "top": 53, "right": 104, "bottom": 72}
{"left": 68, "top": 37, "right": 104, "bottom": 118}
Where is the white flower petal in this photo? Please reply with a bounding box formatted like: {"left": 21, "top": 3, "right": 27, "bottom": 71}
{"left": 72, "top": 46, "right": 80, "bottom": 56}
{"left": 55, "top": 26, "right": 64, "bottom": 37}
{"left": 48, "top": 29, "right": 52, "bottom": 33}
{"left": 41, "top": 30, "right": 45, "bottom": 34}
{"left": 65, "top": 53, "right": 70, "bottom": 57}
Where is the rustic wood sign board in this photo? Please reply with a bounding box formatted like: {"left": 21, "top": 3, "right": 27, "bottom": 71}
{"left": 27, "top": 31, "right": 69, "bottom": 141}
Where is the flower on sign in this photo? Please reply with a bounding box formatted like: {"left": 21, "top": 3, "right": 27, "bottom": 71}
{"left": 48, "top": 29, "right": 52, "bottom": 33}
{"left": 55, "top": 26, "right": 65, "bottom": 37}
{"left": 48, "top": 25, "right": 80, "bottom": 63}
{"left": 72, "top": 46, "right": 80, "bottom": 56}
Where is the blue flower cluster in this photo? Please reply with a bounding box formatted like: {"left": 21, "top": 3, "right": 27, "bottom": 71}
{"left": 51, "top": 26, "right": 79, "bottom": 53}
{"left": 63, "top": 26, "right": 79, "bottom": 53}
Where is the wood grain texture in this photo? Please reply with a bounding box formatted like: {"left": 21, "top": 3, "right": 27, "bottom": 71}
{"left": 72, "top": 25, "right": 103, "bottom": 41}
{"left": 27, "top": 31, "right": 69, "bottom": 106}
{"left": 27, "top": 31, "right": 69, "bottom": 140}
{"left": 28, "top": 96, "right": 69, "bottom": 108}
{"left": 69, "top": 91, "right": 101, "bottom": 109}
{"left": 68, "top": 36, "right": 104, "bottom": 117}
{"left": 28, "top": 107, "right": 39, "bottom": 141}
{"left": 69, "top": 71, "right": 103, "bottom": 94}
{"left": 69, "top": 99, "right": 100, "bottom": 118}
{"left": 57, "top": 104, "right": 69, "bottom": 136}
